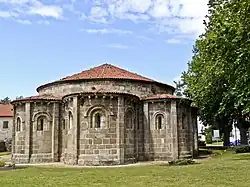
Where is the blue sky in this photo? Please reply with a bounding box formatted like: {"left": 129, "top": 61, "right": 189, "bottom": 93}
{"left": 0, "top": 0, "right": 208, "bottom": 99}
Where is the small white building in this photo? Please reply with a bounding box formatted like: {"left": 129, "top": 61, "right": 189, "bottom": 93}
{"left": 0, "top": 104, "right": 13, "bottom": 141}
{"left": 230, "top": 124, "right": 241, "bottom": 143}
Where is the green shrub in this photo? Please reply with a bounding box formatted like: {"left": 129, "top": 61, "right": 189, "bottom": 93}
{"left": 205, "top": 127, "right": 213, "bottom": 144}
{"left": 0, "top": 161, "right": 5, "bottom": 167}
{"left": 168, "top": 159, "right": 195, "bottom": 166}
{"left": 234, "top": 146, "right": 250, "bottom": 154}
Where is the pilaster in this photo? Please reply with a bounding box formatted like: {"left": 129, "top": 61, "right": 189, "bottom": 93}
{"left": 117, "top": 96, "right": 125, "bottom": 164}
{"left": 24, "top": 103, "right": 31, "bottom": 158}
{"left": 143, "top": 102, "right": 149, "bottom": 156}
{"left": 170, "top": 100, "right": 178, "bottom": 160}
{"left": 188, "top": 107, "right": 194, "bottom": 157}
{"left": 52, "top": 102, "right": 59, "bottom": 161}
{"left": 72, "top": 96, "right": 79, "bottom": 164}
{"left": 12, "top": 105, "right": 16, "bottom": 156}
{"left": 193, "top": 109, "right": 199, "bottom": 157}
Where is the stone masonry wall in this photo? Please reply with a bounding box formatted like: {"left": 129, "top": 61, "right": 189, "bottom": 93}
{"left": 13, "top": 104, "right": 26, "bottom": 155}
{"left": 13, "top": 101, "right": 60, "bottom": 164}
{"left": 78, "top": 95, "right": 119, "bottom": 166}
{"left": 61, "top": 94, "right": 127, "bottom": 165}
{"left": 177, "top": 103, "right": 193, "bottom": 158}
{"left": 29, "top": 102, "right": 60, "bottom": 163}
{"left": 147, "top": 101, "right": 172, "bottom": 161}
{"left": 124, "top": 97, "right": 138, "bottom": 163}
{"left": 38, "top": 80, "right": 173, "bottom": 98}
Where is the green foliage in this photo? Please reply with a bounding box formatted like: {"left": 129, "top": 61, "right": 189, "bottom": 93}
{"left": 0, "top": 97, "right": 11, "bottom": 104}
{"left": 0, "top": 161, "right": 5, "bottom": 167}
{"left": 205, "top": 127, "right": 213, "bottom": 144}
{"left": 173, "top": 80, "right": 186, "bottom": 97}
{"left": 234, "top": 146, "right": 250, "bottom": 154}
{"left": 168, "top": 159, "right": 195, "bottom": 166}
{"left": 182, "top": 0, "right": 250, "bottom": 144}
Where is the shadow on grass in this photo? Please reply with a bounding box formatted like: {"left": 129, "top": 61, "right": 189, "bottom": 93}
{"left": 0, "top": 166, "right": 28, "bottom": 171}
{"left": 231, "top": 154, "right": 250, "bottom": 161}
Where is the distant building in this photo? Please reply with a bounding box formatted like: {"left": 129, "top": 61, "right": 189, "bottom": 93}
{"left": 0, "top": 104, "right": 13, "bottom": 141}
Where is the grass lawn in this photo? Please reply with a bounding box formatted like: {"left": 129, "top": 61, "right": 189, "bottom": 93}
{"left": 0, "top": 152, "right": 11, "bottom": 156}
{"left": 1, "top": 151, "right": 250, "bottom": 187}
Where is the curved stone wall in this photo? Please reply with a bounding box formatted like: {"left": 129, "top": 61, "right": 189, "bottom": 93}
{"left": 60, "top": 93, "right": 141, "bottom": 165}
{"left": 37, "top": 80, "right": 174, "bottom": 98}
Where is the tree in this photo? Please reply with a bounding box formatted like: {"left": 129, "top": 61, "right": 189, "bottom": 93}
{"left": 182, "top": 0, "right": 250, "bottom": 145}
{"left": 173, "top": 80, "right": 186, "bottom": 97}
{"left": 15, "top": 96, "right": 23, "bottom": 100}
{"left": 0, "top": 97, "right": 11, "bottom": 104}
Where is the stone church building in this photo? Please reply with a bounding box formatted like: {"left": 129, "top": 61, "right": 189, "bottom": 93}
{"left": 11, "top": 64, "right": 198, "bottom": 166}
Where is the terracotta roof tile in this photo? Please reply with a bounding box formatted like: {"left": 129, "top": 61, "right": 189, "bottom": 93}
{"left": 12, "top": 95, "right": 62, "bottom": 103}
{"left": 0, "top": 104, "right": 13, "bottom": 117}
{"left": 142, "top": 94, "right": 178, "bottom": 101}
{"left": 60, "top": 64, "right": 155, "bottom": 82}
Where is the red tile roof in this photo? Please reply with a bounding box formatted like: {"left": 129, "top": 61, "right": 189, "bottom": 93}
{"left": 142, "top": 94, "right": 178, "bottom": 101}
{"left": 12, "top": 95, "right": 61, "bottom": 103}
{"left": 60, "top": 64, "right": 155, "bottom": 82}
{"left": 0, "top": 104, "right": 13, "bottom": 117}
{"left": 37, "top": 63, "right": 175, "bottom": 92}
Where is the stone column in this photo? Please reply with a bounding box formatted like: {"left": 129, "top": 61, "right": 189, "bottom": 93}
{"left": 188, "top": 107, "right": 194, "bottom": 157}
{"left": 170, "top": 100, "right": 178, "bottom": 160}
{"left": 193, "top": 109, "right": 199, "bottom": 157}
{"left": 12, "top": 105, "right": 16, "bottom": 157}
{"left": 72, "top": 96, "right": 79, "bottom": 164}
{"left": 24, "top": 102, "right": 31, "bottom": 162}
{"left": 143, "top": 102, "right": 149, "bottom": 158}
{"left": 117, "top": 96, "right": 125, "bottom": 164}
{"left": 135, "top": 103, "right": 139, "bottom": 159}
{"left": 51, "top": 102, "right": 59, "bottom": 161}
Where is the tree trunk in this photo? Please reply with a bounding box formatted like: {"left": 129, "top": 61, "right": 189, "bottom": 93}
{"left": 239, "top": 127, "right": 248, "bottom": 145}
{"left": 223, "top": 126, "right": 230, "bottom": 147}
{"left": 237, "top": 117, "right": 249, "bottom": 145}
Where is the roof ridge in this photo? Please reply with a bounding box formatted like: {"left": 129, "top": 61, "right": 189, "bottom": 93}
{"left": 59, "top": 63, "right": 155, "bottom": 82}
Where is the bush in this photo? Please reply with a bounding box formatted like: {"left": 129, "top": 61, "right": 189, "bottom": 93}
{"left": 0, "top": 141, "right": 6, "bottom": 152}
{"left": 0, "top": 161, "right": 5, "bottom": 167}
{"left": 204, "top": 127, "right": 213, "bottom": 144}
{"left": 198, "top": 140, "right": 206, "bottom": 147}
{"left": 168, "top": 159, "right": 195, "bottom": 166}
{"left": 4, "top": 138, "right": 12, "bottom": 152}
{"left": 234, "top": 146, "right": 250, "bottom": 154}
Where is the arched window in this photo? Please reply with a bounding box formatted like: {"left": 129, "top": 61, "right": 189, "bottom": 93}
{"left": 16, "top": 117, "right": 21, "bottom": 132}
{"left": 125, "top": 110, "right": 133, "bottom": 129}
{"left": 89, "top": 107, "right": 107, "bottom": 129}
{"left": 95, "top": 113, "right": 101, "bottom": 128}
{"left": 155, "top": 114, "right": 164, "bottom": 130}
{"left": 37, "top": 116, "right": 45, "bottom": 131}
{"left": 69, "top": 111, "right": 73, "bottom": 129}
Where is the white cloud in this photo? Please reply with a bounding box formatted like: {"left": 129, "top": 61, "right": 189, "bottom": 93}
{"left": 88, "top": 6, "right": 109, "bottom": 23}
{"left": 82, "top": 28, "right": 133, "bottom": 35}
{"left": 165, "top": 38, "right": 181, "bottom": 44}
{"left": 0, "top": 0, "right": 64, "bottom": 21}
{"left": 85, "top": 0, "right": 208, "bottom": 37}
{"left": 106, "top": 43, "right": 129, "bottom": 49}
{"left": 0, "top": 11, "right": 12, "bottom": 18}
{"left": 15, "top": 19, "right": 32, "bottom": 24}
{"left": 0, "top": 0, "right": 209, "bottom": 38}
{"left": 28, "top": 5, "right": 63, "bottom": 19}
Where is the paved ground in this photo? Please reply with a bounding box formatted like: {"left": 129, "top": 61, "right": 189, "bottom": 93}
{"left": 0, "top": 154, "right": 11, "bottom": 162}
{"left": 0, "top": 153, "right": 211, "bottom": 168}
